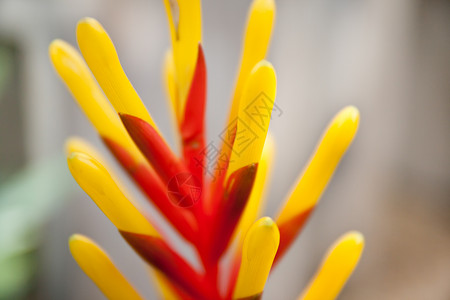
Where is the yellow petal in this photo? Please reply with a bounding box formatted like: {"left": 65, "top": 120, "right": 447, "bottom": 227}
{"left": 49, "top": 39, "right": 145, "bottom": 164}
{"left": 228, "top": 0, "right": 276, "bottom": 124}
{"left": 277, "top": 106, "right": 360, "bottom": 225}
{"left": 76, "top": 18, "right": 158, "bottom": 130}
{"left": 163, "top": 48, "right": 180, "bottom": 123}
{"left": 298, "top": 231, "right": 365, "bottom": 300}
{"left": 64, "top": 137, "right": 105, "bottom": 164}
{"left": 67, "top": 152, "right": 158, "bottom": 236}
{"left": 69, "top": 234, "right": 143, "bottom": 300}
{"left": 233, "top": 217, "right": 280, "bottom": 299}
{"left": 163, "top": 0, "right": 202, "bottom": 114}
{"left": 236, "top": 133, "right": 275, "bottom": 244}
{"left": 226, "top": 61, "right": 277, "bottom": 177}
{"left": 64, "top": 136, "right": 136, "bottom": 196}
{"left": 151, "top": 269, "right": 182, "bottom": 300}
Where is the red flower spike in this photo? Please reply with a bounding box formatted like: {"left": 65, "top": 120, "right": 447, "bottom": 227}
{"left": 204, "top": 164, "right": 258, "bottom": 264}
{"left": 120, "top": 113, "right": 188, "bottom": 184}
{"left": 120, "top": 230, "right": 221, "bottom": 300}
{"left": 181, "top": 44, "right": 207, "bottom": 187}
{"left": 102, "top": 137, "right": 198, "bottom": 243}
{"left": 274, "top": 207, "right": 314, "bottom": 264}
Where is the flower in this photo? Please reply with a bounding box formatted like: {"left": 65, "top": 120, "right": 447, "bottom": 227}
{"left": 49, "top": 0, "right": 363, "bottom": 299}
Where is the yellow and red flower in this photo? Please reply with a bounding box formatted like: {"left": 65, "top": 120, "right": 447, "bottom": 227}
{"left": 50, "top": 0, "right": 363, "bottom": 299}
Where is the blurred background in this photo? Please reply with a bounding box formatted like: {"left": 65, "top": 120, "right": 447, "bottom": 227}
{"left": 0, "top": 0, "right": 449, "bottom": 299}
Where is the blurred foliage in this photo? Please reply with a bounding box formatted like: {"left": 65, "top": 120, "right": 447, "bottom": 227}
{"left": 0, "top": 156, "right": 73, "bottom": 300}
{"left": 0, "top": 45, "right": 13, "bottom": 102}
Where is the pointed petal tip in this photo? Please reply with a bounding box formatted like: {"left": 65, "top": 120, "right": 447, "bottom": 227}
{"left": 258, "top": 216, "right": 275, "bottom": 226}
{"left": 248, "top": 60, "right": 277, "bottom": 90}
{"left": 68, "top": 233, "right": 83, "bottom": 245}
{"left": 76, "top": 17, "right": 105, "bottom": 46}
{"left": 69, "top": 233, "right": 144, "bottom": 300}
{"left": 343, "top": 230, "right": 365, "bottom": 248}
{"left": 340, "top": 105, "right": 360, "bottom": 125}
{"left": 252, "top": 216, "right": 280, "bottom": 243}
{"left": 118, "top": 112, "right": 135, "bottom": 125}
{"left": 246, "top": 217, "right": 280, "bottom": 258}
{"left": 254, "top": 0, "right": 276, "bottom": 10}
{"left": 67, "top": 150, "right": 91, "bottom": 163}
{"left": 48, "top": 39, "right": 66, "bottom": 57}
{"left": 77, "top": 17, "right": 101, "bottom": 30}
{"left": 297, "top": 231, "right": 364, "bottom": 300}
{"left": 233, "top": 216, "right": 279, "bottom": 299}
{"left": 253, "top": 59, "right": 274, "bottom": 72}
{"left": 67, "top": 151, "right": 79, "bottom": 161}
{"left": 65, "top": 137, "right": 89, "bottom": 157}
{"left": 332, "top": 105, "right": 360, "bottom": 147}
{"left": 49, "top": 39, "right": 82, "bottom": 73}
{"left": 68, "top": 233, "right": 95, "bottom": 252}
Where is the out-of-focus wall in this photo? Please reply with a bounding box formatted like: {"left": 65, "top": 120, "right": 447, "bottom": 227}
{"left": 0, "top": 0, "right": 449, "bottom": 299}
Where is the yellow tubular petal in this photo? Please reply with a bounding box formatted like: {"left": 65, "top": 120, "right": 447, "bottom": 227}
{"left": 65, "top": 137, "right": 105, "bottom": 164}
{"left": 151, "top": 269, "right": 182, "bottom": 300}
{"left": 298, "top": 231, "right": 365, "bottom": 300}
{"left": 236, "top": 133, "right": 275, "bottom": 244}
{"left": 277, "top": 106, "right": 360, "bottom": 225}
{"left": 49, "top": 40, "right": 146, "bottom": 164}
{"left": 69, "top": 234, "right": 143, "bottom": 300}
{"left": 65, "top": 137, "right": 135, "bottom": 197}
{"left": 76, "top": 18, "right": 158, "bottom": 130}
{"left": 163, "top": 48, "right": 180, "bottom": 123}
{"left": 233, "top": 217, "right": 280, "bottom": 299}
{"left": 163, "top": 0, "right": 202, "bottom": 114}
{"left": 229, "top": 0, "right": 276, "bottom": 124}
{"left": 67, "top": 152, "right": 158, "bottom": 236}
{"left": 226, "top": 61, "right": 277, "bottom": 177}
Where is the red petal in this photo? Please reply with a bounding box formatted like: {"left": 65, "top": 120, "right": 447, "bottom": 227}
{"left": 274, "top": 207, "right": 314, "bottom": 265}
{"left": 180, "top": 44, "right": 207, "bottom": 186}
{"left": 120, "top": 113, "right": 187, "bottom": 183}
{"left": 120, "top": 231, "right": 221, "bottom": 300}
{"left": 202, "top": 164, "right": 258, "bottom": 264}
{"left": 102, "top": 137, "right": 198, "bottom": 243}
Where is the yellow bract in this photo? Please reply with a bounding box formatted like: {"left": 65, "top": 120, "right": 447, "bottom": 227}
{"left": 65, "top": 137, "right": 108, "bottom": 166}
{"left": 233, "top": 217, "right": 280, "bottom": 299}
{"left": 151, "top": 269, "right": 182, "bottom": 300}
{"left": 163, "top": 48, "right": 180, "bottom": 123}
{"left": 277, "top": 106, "right": 360, "bottom": 224}
{"left": 298, "top": 231, "right": 365, "bottom": 300}
{"left": 228, "top": 0, "right": 276, "bottom": 124}
{"left": 163, "top": 0, "right": 202, "bottom": 116}
{"left": 69, "top": 234, "right": 143, "bottom": 300}
{"left": 76, "top": 18, "right": 158, "bottom": 130}
{"left": 49, "top": 39, "right": 146, "bottom": 165}
{"left": 226, "top": 61, "right": 277, "bottom": 178}
{"left": 65, "top": 137, "right": 99, "bottom": 158}
{"left": 67, "top": 152, "right": 157, "bottom": 236}
{"left": 236, "top": 133, "right": 275, "bottom": 245}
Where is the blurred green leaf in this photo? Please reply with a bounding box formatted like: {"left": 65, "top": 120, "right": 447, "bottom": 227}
{"left": 0, "top": 156, "right": 73, "bottom": 298}
{"left": 0, "top": 253, "right": 36, "bottom": 300}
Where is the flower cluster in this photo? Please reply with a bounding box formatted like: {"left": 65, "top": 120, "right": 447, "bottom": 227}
{"left": 49, "top": 0, "right": 363, "bottom": 299}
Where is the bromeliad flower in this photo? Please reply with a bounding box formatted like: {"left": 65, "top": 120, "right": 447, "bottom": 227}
{"left": 50, "top": 0, "right": 363, "bottom": 299}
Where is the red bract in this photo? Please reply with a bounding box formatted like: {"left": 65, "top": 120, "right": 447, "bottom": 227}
{"left": 103, "top": 137, "right": 198, "bottom": 243}
{"left": 181, "top": 44, "right": 207, "bottom": 187}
